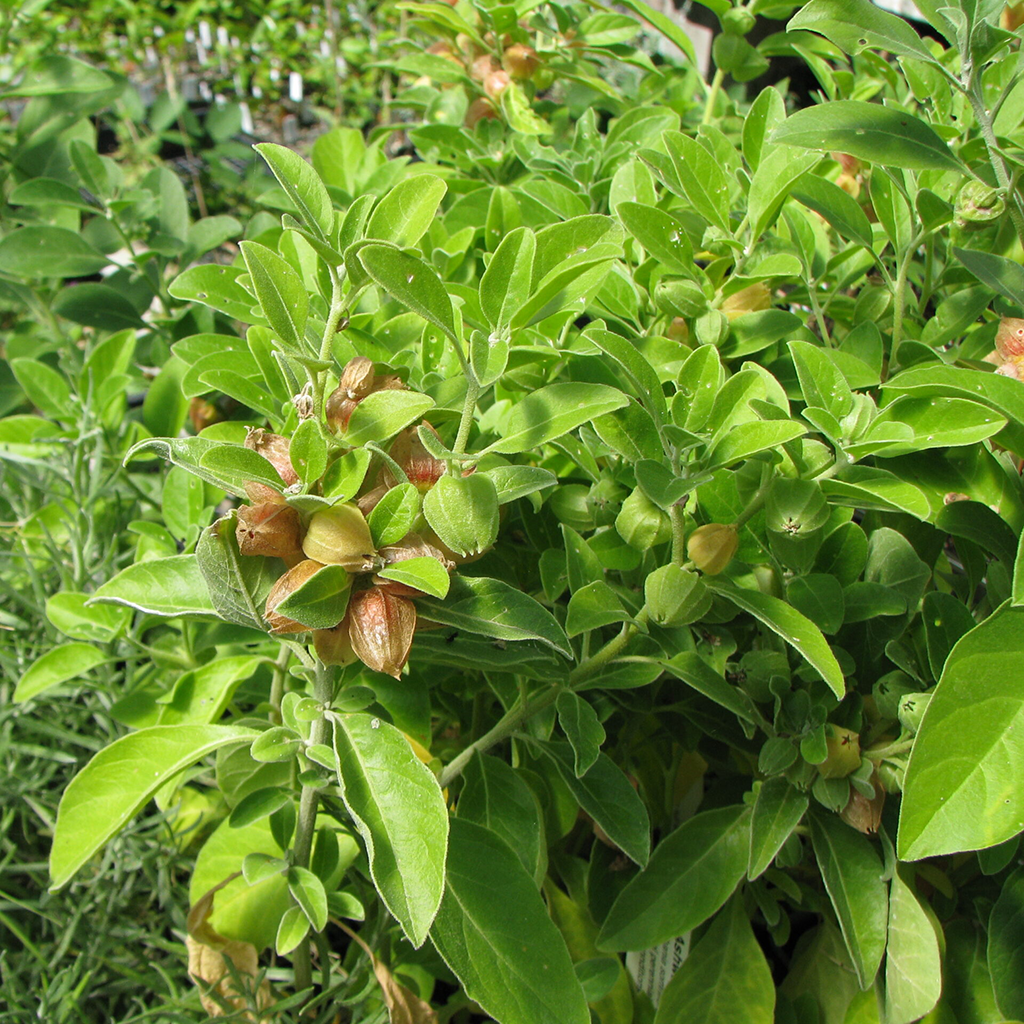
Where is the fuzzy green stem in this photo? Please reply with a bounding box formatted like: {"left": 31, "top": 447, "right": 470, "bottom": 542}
{"left": 452, "top": 376, "right": 481, "bottom": 460}
{"left": 967, "top": 85, "right": 1024, "bottom": 249}
{"left": 887, "top": 245, "right": 915, "bottom": 379}
{"left": 269, "top": 646, "right": 291, "bottom": 725}
{"left": 731, "top": 473, "right": 774, "bottom": 530}
{"left": 291, "top": 661, "right": 334, "bottom": 997}
{"left": 702, "top": 67, "right": 725, "bottom": 126}
{"left": 670, "top": 505, "right": 687, "bottom": 565}
{"left": 312, "top": 273, "right": 346, "bottom": 420}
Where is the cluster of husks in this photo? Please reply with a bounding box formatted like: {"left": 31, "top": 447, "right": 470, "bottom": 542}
{"left": 234, "top": 360, "right": 464, "bottom": 678}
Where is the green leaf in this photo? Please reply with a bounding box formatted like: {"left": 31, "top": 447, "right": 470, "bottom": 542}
{"left": 196, "top": 513, "right": 278, "bottom": 629}
{"left": 584, "top": 326, "right": 670, "bottom": 425}
{"left": 770, "top": 102, "right": 964, "bottom": 173}
{"left": 748, "top": 778, "right": 809, "bottom": 880}
{"left": 168, "top": 264, "right": 262, "bottom": 323}
{"left": 289, "top": 418, "right": 327, "bottom": 485}
{"left": 323, "top": 448, "right": 372, "bottom": 502}
{"left": 332, "top": 712, "right": 448, "bottom": 946}
{"left": 660, "top": 131, "right": 731, "bottom": 230}
{"left": 45, "top": 593, "right": 130, "bottom": 643}
{"left": 597, "top": 805, "right": 751, "bottom": 951}
{"left": 810, "top": 813, "right": 888, "bottom": 988}
{"left": 616, "top": 0, "right": 696, "bottom": 61}
{"left": 368, "top": 482, "right": 422, "bottom": 548}
{"left": 274, "top": 564, "right": 352, "bottom": 629}
{"left": 706, "top": 578, "right": 845, "bottom": 698}
{"left": 487, "top": 383, "right": 629, "bottom": 455}
{"left": 743, "top": 87, "right": 787, "bottom": 172}
{"left": 821, "top": 466, "right": 932, "bottom": 519}
{"left": 89, "top": 555, "right": 217, "bottom": 617}
{"left": 790, "top": 340, "right": 854, "bottom": 419}
{"left": 429, "top": 818, "right": 590, "bottom": 1024}
{"left": 886, "top": 870, "right": 941, "bottom": 1024}
{"left": 707, "top": 419, "right": 807, "bottom": 468}
{"left": 276, "top": 905, "right": 309, "bottom": 955}
{"left": 459, "top": 754, "right": 546, "bottom": 886}
{"left": 254, "top": 143, "right": 334, "bottom": 240}
{"left": 359, "top": 245, "right": 457, "bottom": 342}
{"left": 790, "top": 0, "right": 940, "bottom": 62}
{"left": 415, "top": 576, "right": 571, "bottom": 658}
{"left": 899, "top": 603, "right": 1024, "bottom": 860}
{"left": 541, "top": 742, "right": 650, "bottom": 867}
{"left": 953, "top": 246, "right": 1024, "bottom": 310}
{"left": 9, "top": 359, "right": 71, "bottom": 419}
{"left": 479, "top": 464, "right": 557, "bottom": 504}
{"left": 378, "top": 557, "right": 451, "bottom": 600}
{"left": 617, "top": 202, "right": 694, "bottom": 275}
{"left": 366, "top": 174, "right": 447, "bottom": 249}
{"left": 555, "top": 691, "right": 605, "bottom": 777}
{"left": 988, "top": 865, "right": 1024, "bottom": 1020}
{"left": 565, "top": 580, "right": 631, "bottom": 637}
{"left": 480, "top": 227, "right": 536, "bottom": 332}
{"left": 52, "top": 283, "right": 145, "bottom": 331}
{"left": 0, "top": 227, "right": 109, "bottom": 278}
{"left": 850, "top": 396, "right": 1005, "bottom": 458}
{"left": 3, "top": 54, "right": 114, "bottom": 96}
{"left": 50, "top": 724, "right": 258, "bottom": 890}
{"left": 748, "top": 146, "right": 821, "bottom": 240}
{"left": 792, "top": 173, "right": 875, "bottom": 249}
{"left": 661, "top": 652, "right": 756, "bottom": 724}
{"left": 654, "top": 897, "right": 775, "bottom": 1024}
{"left": 341, "top": 390, "right": 436, "bottom": 448}
{"left": 14, "top": 643, "right": 107, "bottom": 703}
{"left": 157, "top": 656, "right": 262, "bottom": 727}
{"left": 239, "top": 241, "right": 309, "bottom": 351}
{"left": 288, "top": 866, "right": 329, "bottom": 932}
{"left": 124, "top": 436, "right": 283, "bottom": 498}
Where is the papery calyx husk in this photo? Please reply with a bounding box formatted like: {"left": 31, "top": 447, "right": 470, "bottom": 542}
{"left": 326, "top": 357, "right": 407, "bottom": 434}
{"left": 264, "top": 559, "right": 327, "bottom": 634}
{"left": 302, "top": 504, "right": 376, "bottom": 570}
{"left": 348, "top": 587, "right": 416, "bottom": 678}
{"left": 817, "top": 726, "right": 861, "bottom": 779}
{"left": 313, "top": 615, "right": 358, "bottom": 667}
{"left": 720, "top": 281, "right": 771, "bottom": 320}
{"left": 236, "top": 502, "right": 305, "bottom": 565}
{"left": 384, "top": 424, "right": 446, "bottom": 492}
{"left": 687, "top": 523, "right": 739, "bottom": 575}
{"left": 380, "top": 532, "right": 454, "bottom": 571}
{"left": 988, "top": 316, "right": 1024, "bottom": 379}
{"left": 840, "top": 773, "right": 885, "bottom": 834}
{"left": 245, "top": 428, "right": 299, "bottom": 486}
{"left": 503, "top": 42, "right": 540, "bottom": 79}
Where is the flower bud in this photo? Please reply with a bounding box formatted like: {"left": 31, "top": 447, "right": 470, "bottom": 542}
{"left": 313, "top": 616, "right": 358, "bottom": 666}
{"left": 721, "top": 282, "right": 771, "bottom": 320}
{"left": 348, "top": 588, "right": 416, "bottom": 678}
{"left": 302, "top": 504, "right": 376, "bottom": 570}
{"left": 502, "top": 43, "right": 540, "bottom": 79}
{"left": 721, "top": 7, "right": 755, "bottom": 34}
{"left": 245, "top": 428, "right": 299, "bottom": 487}
{"left": 645, "top": 564, "right": 711, "bottom": 626}
{"left": 817, "top": 726, "right": 861, "bottom": 779}
{"left": 236, "top": 502, "right": 305, "bottom": 564}
{"left": 484, "top": 69, "right": 511, "bottom": 100}
{"left": 687, "top": 523, "right": 739, "bottom": 575}
{"left": 385, "top": 425, "right": 445, "bottom": 492}
{"left": 265, "top": 559, "right": 326, "bottom": 634}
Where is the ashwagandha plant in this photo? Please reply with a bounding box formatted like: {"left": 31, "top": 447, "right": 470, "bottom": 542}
{"left": 13, "top": 0, "right": 1024, "bottom": 1020}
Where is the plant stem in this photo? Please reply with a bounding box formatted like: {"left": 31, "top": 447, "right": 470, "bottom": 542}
{"left": 670, "top": 505, "right": 686, "bottom": 565}
{"left": 702, "top": 67, "right": 725, "bottom": 126}
{"left": 292, "top": 661, "right": 334, "bottom": 996}
{"left": 732, "top": 472, "right": 773, "bottom": 530}
{"left": 437, "top": 612, "right": 648, "bottom": 788}
{"left": 452, "top": 376, "right": 480, "bottom": 459}
{"left": 269, "top": 646, "right": 291, "bottom": 725}
{"left": 312, "top": 273, "right": 346, "bottom": 419}
{"left": 966, "top": 85, "right": 1024, "bottom": 249}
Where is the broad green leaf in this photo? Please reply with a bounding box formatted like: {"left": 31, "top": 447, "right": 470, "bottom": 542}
{"left": 479, "top": 464, "right": 557, "bottom": 504}
{"left": 368, "top": 482, "right": 422, "bottom": 548}
{"left": 822, "top": 466, "right": 932, "bottom": 519}
{"left": 790, "top": 340, "right": 855, "bottom": 419}
{"left": 480, "top": 226, "right": 536, "bottom": 331}
{"left": 366, "top": 174, "right": 447, "bottom": 249}
{"left": 341, "top": 389, "right": 435, "bottom": 447}
{"left": 565, "top": 580, "right": 631, "bottom": 637}
{"left": 53, "top": 284, "right": 145, "bottom": 331}
{"left": 616, "top": 0, "right": 696, "bottom": 62}
{"left": 988, "top": 865, "right": 1024, "bottom": 1020}
{"left": 743, "top": 87, "right": 787, "bottom": 172}
{"left": 459, "top": 753, "right": 546, "bottom": 886}
{"left": 542, "top": 742, "right": 650, "bottom": 867}
{"left": 654, "top": 897, "right": 775, "bottom": 1024}
{"left": 886, "top": 870, "right": 941, "bottom": 1024}
{"left": 255, "top": 143, "right": 334, "bottom": 240}
{"left": 377, "top": 557, "right": 451, "bottom": 600}
{"left": 9, "top": 359, "right": 71, "bottom": 419}
{"left": 429, "top": 818, "right": 590, "bottom": 1024}
{"left": 0, "top": 227, "right": 109, "bottom": 278}
{"left": 273, "top": 564, "right": 352, "bottom": 629}
{"left": 953, "top": 246, "right": 1024, "bottom": 310}
{"left": 790, "top": 0, "right": 939, "bottom": 62}
{"left": 661, "top": 652, "right": 756, "bottom": 724}
{"left": 555, "top": 691, "right": 605, "bottom": 777}
{"left": 89, "top": 555, "right": 216, "bottom": 617}
{"left": 196, "top": 513, "right": 278, "bottom": 629}
{"left": 792, "top": 173, "right": 875, "bottom": 249}
{"left": 810, "top": 813, "right": 888, "bottom": 988}
{"left": 124, "top": 436, "right": 283, "bottom": 498}
{"left": 922, "top": 591, "right": 976, "bottom": 681}
{"left": 706, "top": 578, "right": 845, "bottom": 698}
{"left": 415, "top": 576, "right": 571, "bottom": 658}
{"left": 707, "top": 419, "right": 807, "bottom": 468}
{"left": 748, "top": 778, "right": 809, "bottom": 880}
{"left": 359, "top": 244, "right": 457, "bottom": 342}
{"left": 4, "top": 54, "right": 114, "bottom": 96}
{"left": 239, "top": 241, "right": 309, "bottom": 351}
{"left": 14, "top": 643, "right": 107, "bottom": 703}
{"left": 585, "top": 326, "right": 669, "bottom": 425}
{"left": 617, "top": 202, "right": 694, "bottom": 275}
{"left": 770, "top": 102, "right": 964, "bottom": 173}
{"left": 45, "top": 592, "right": 130, "bottom": 642}
{"left": 899, "top": 603, "right": 1024, "bottom": 859}
{"left": 169, "top": 264, "right": 262, "bottom": 323}
{"left": 332, "top": 712, "right": 448, "bottom": 947}
{"left": 661, "top": 131, "right": 731, "bottom": 230}
{"left": 487, "top": 383, "right": 629, "bottom": 455}
{"left": 157, "top": 656, "right": 262, "bottom": 727}
{"left": 851, "top": 397, "right": 1006, "bottom": 458}
{"left": 50, "top": 724, "right": 258, "bottom": 890}
{"left": 597, "top": 805, "right": 751, "bottom": 951}
{"left": 747, "top": 146, "right": 821, "bottom": 240}
{"left": 513, "top": 249, "right": 617, "bottom": 328}
{"left": 288, "top": 866, "right": 328, "bottom": 932}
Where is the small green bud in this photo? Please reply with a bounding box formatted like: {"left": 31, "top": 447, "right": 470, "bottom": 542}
{"left": 616, "top": 488, "right": 672, "bottom": 549}
{"left": 817, "top": 725, "right": 861, "bottom": 779}
{"left": 645, "top": 564, "right": 712, "bottom": 626}
{"left": 422, "top": 473, "right": 499, "bottom": 559}
{"left": 721, "top": 7, "right": 756, "bottom": 35}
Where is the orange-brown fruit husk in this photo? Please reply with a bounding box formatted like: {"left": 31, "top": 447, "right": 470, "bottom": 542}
{"left": 189, "top": 397, "right": 222, "bottom": 433}
{"left": 385, "top": 426, "right": 446, "bottom": 491}
{"left": 313, "top": 615, "right": 358, "bottom": 666}
{"left": 470, "top": 55, "right": 500, "bottom": 81}
{"left": 484, "top": 69, "right": 511, "bottom": 100}
{"left": 348, "top": 588, "right": 417, "bottom": 678}
{"left": 339, "top": 356, "right": 377, "bottom": 399}
{"left": 840, "top": 775, "right": 886, "bottom": 834}
{"left": 465, "top": 97, "right": 499, "bottom": 128}
{"left": 380, "top": 532, "right": 454, "bottom": 570}
{"left": 245, "top": 428, "right": 299, "bottom": 486}
{"left": 1003, "top": 1, "right": 1024, "bottom": 30}
{"left": 264, "top": 559, "right": 326, "bottom": 634}
{"left": 503, "top": 42, "right": 539, "bottom": 79}
{"left": 995, "top": 317, "right": 1024, "bottom": 361}
{"left": 236, "top": 503, "right": 304, "bottom": 565}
